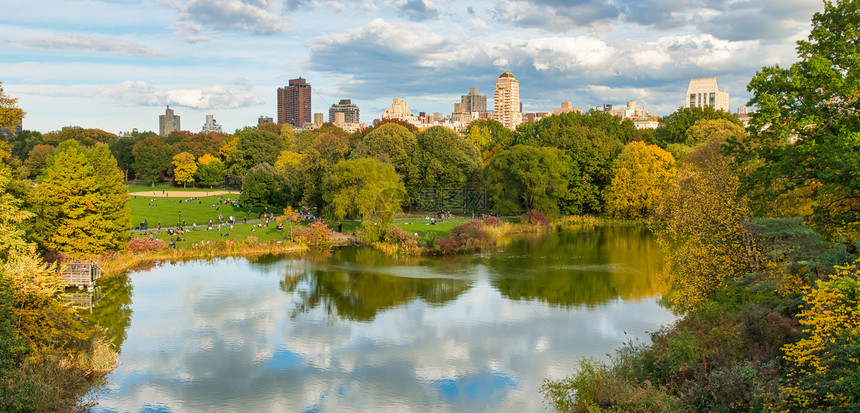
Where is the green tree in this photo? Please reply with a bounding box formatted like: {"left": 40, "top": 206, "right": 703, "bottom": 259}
{"left": 323, "top": 158, "right": 405, "bottom": 222}
{"left": 30, "top": 140, "right": 131, "bottom": 255}
{"left": 485, "top": 145, "right": 572, "bottom": 216}
{"left": 463, "top": 119, "right": 514, "bottom": 166}
{"left": 109, "top": 135, "right": 140, "bottom": 181}
{"left": 655, "top": 106, "right": 742, "bottom": 146}
{"left": 684, "top": 118, "right": 746, "bottom": 147}
{"left": 727, "top": 0, "right": 860, "bottom": 242}
{"left": 410, "top": 126, "right": 481, "bottom": 189}
{"left": 132, "top": 136, "right": 171, "bottom": 186}
{"left": 226, "top": 126, "right": 286, "bottom": 175}
{"left": 238, "top": 163, "right": 293, "bottom": 208}
{"left": 172, "top": 151, "right": 197, "bottom": 188}
{"left": 351, "top": 123, "right": 416, "bottom": 177}
{"left": 604, "top": 141, "right": 677, "bottom": 219}
{"left": 8, "top": 129, "right": 43, "bottom": 161}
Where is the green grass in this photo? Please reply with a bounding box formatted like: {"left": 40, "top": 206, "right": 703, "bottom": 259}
{"left": 129, "top": 193, "right": 276, "bottom": 230}
{"left": 337, "top": 217, "right": 478, "bottom": 244}
{"left": 133, "top": 220, "right": 300, "bottom": 247}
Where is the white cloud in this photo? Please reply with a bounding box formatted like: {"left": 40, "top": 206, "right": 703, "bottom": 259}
{"left": 94, "top": 81, "right": 264, "bottom": 110}
{"left": 0, "top": 33, "right": 172, "bottom": 58}
{"left": 168, "top": 0, "right": 291, "bottom": 41}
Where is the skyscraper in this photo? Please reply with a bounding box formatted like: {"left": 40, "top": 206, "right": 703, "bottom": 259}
{"left": 159, "top": 106, "right": 180, "bottom": 136}
{"left": 329, "top": 99, "right": 360, "bottom": 124}
{"left": 493, "top": 73, "right": 522, "bottom": 130}
{"left": 201, "top": 115, "right": 222, "bottom": 133}
{"left": 461, "top": 88, "right": 487, "bottom": 113}
{"left": 277, "top": 77, "right": 312, "bottom": 127}
{"left": 685, "top": 77, "right": 730, "bottom": 112}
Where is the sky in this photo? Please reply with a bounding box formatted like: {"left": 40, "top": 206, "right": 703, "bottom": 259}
{"left": 1, "top": 0, "right": 824, "bottom": 135}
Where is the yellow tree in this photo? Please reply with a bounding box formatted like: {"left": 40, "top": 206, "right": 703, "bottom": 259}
{"left": 604, "top": 141, "right": 677, "bottom": 219}
{"left": 0, "top": 81, "right": 25, "bottom": 132}
{"left": 651, "top": 136, "right": 758, "bottom": 311}
{"left": 172, "top": 151, "right": 197, "bottom": 188}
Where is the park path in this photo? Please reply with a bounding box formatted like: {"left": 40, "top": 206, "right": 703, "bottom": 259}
{"left": 129, "top": 190, "right": 240, "bottom": 198}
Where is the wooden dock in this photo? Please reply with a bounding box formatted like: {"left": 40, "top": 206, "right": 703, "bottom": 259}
{"left": 61, "top": 263, "right": 101, "bottom": 289}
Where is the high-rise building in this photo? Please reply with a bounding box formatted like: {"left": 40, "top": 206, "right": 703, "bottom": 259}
{"left": 461, "top": 88, "right": 487, "bottom": 113}
{"left": 277, "top": 77, "right": 312, "bottom": 127}
{"left": 493, "top": 73, "right": 522, "bottom": 130}
{"left": 314, "top": 113, "right": 324, "bottom": 128}
{"left": 258, "top": 116, "right": 274, "bottom": 126}
{"left": 685, "top": 77, "right": 729, "bottom": 112}
{"left": 382, "top": 98, "right": 419, "bottom": 126}
{"left": 329, "top": 99, "right": 360, "bottom": 124}
{"left": 159, "top": 106, "right": 180, "bottom": 136}
{"left": 201, "top": 115, "right": 222, "bottom": 133}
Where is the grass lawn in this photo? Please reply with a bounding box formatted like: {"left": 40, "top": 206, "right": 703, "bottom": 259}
{"left": 129, "top": 193, "right": 277, "bottom": 230}
{"left": 337, "top": 217, "right": 479, "bottom": 244}
{"left": 133, "top": 220, "right": 300, "bottom": 248}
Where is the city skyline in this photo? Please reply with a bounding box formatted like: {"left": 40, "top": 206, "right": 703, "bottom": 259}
{"left": 1, "top": 0, "right": 824, "bottom": 134}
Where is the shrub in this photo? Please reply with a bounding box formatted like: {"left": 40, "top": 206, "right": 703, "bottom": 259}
{"left": 294, "top": 221, "right": 333, "bottom": 248}
{"left": 434, "top": 220, "right": 494, "bottom": 254}
{"left": 126, "top": 237, "right": 167, "bottom": 253}
{"left": 524, "top": 210, "right": 548, "bottom": 226}
{"left": 244, "top": 236, "right": 259, "bottom": 245}
{"left": 484, "top": 215, "right": 501, "bottom": 227}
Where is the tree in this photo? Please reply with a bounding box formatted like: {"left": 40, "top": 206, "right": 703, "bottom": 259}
{"left": 323, "top": 158, "right": 405, "bottom": 222}
{"left": 30, "top": 140, "right": 131, "bottom": 255}
{"left": 226, "top": 126, "right": 286, "bottom": 175}
{"left": 485, "top": 145, "right": 572, "bottom": 216}
{"left": 651, "top": 136, "right": 757, "bottom": 312}
{"left": 727, "top": 0, "right": 860, "bottom": 242}
{"left": 604, "top": 142, "right": 677, "bottom": 219}
{"left": 410, "top": 126, "right": 481, "bottom": 189}
{"left": 351, "top": 123, "right": 416, "bottom": 177}
{"left": 655, "top": 106, "right": 742, "bottom": 146}
{"left": 684, "top": 118, "right": 746, "bottom": 147}
{"left": 171, "top": 132, "right": 228, "bottom": 158}
{"left": 172, "top": 151, "right": 197, "bottom": 188}
{"left": 0, "top": 166, "right": 32, "bottom": 262}
{"left": 132, "top": 136, "right": 171, "bottom": 186}
{"left": 463, "top": 119, "right": 514, "bottom": 166}
{"left": 8, "top": 129, "right": 43, "bottom": 160}
{"left": 238, "top": 163, "right": 293, "bottom": 208}
{"left": 22, "top": 144, "right": 55, "bottom": 178}
{"left": 0, "top": 82, "right": 25, "bottom": 132}
{"left": 195, "top": 153, "right": 226, "bottom": 188}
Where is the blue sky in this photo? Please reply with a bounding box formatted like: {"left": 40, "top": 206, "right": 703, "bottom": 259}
{"left": 1, "top": 0, "right": 823, "bottom": 134}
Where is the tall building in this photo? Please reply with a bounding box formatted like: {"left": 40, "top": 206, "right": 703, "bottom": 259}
{"left": 461, "top": 88, "right": 487, "bottom": 113}
{"left": 159, "top": 106, "right": 180, "bottom": 136}
{"left": 201, "top": 115, "right": 222, "bottom": 133}
{"left": 277, "top": 77, "right": 312, "bottom": 127}
{"left": 258, "top": 116, "right": 274, "bottom": 126}
{"left": 685, "top": 77, "right": 730, "bottom": 112}
{"left": 493, "top": 73, "right": 522, "bottom": 130}
{"left": 329, "top": 99, "right": 360, "bottom": 124}
{"left": 382, "top": 98, "right": 419, "bottom": 126}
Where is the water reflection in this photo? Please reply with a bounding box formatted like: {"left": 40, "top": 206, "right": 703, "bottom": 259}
{"left": 92, "top": 225, "right": 674, "bottom": 412}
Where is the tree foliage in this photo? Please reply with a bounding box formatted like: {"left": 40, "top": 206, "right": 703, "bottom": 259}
{"left": 651, "top": 136, "right": 757, "bottom": 312}
{"left": 238, "top": 163, "right": 293, "bottom": 209}
{"left": 464, "top": 119, "right": 514, "bottom": 166}
{"left": 30, "top": 141, "right": 131, "bottom": 255}
{"left": 195, "top": 154, "right": 226, "bottom": 188}
{"left": 485, "top": 145, "right": 571, "bottom": 216}
{"left": 604, "top": 142, "right": 677, "bottom": 219}
{"left": 171, "top": 151, "right": 197, "bottom": 188}
{"left": 132, "top": 136, "right": 171, "bottom": 185}
{"left": 351, "top": 122, "right": 416, "bottom": 177}
{"left": 323, "top": 157, "right": 405, "bottom": 222}
{"left": 410, "top": 126, "right": 481, "bottom": 189}
{"left": 727, "top": 0, "right": 860, "bottom": 242}
{"left": 656, "top": 106, "right": 742, "bottom": 146}
{"left": 0, "top": 82, "right": 25, "bottom": 132}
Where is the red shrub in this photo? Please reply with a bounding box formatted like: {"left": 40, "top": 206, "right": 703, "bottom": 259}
{"left": 127, "top": 237, "right": 168, "bottom": 253}
{"left": 484, "top": 216, "right": 501, "bottom": 227}
{"left": 524, "top": 210, "right": 548, "bottom": 226}
{"left": 295, "top": 221, "right": 333, "bottom": 247}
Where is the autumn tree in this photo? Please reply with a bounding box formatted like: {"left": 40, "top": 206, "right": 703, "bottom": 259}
{"left": 195, "top": 153, "right": 226, "bottom": 188}
{"left": 651, "top": 136, "right": 757, "bottom": 312}
{"left": 655, "top": 106, "right": 742, "bottom": 146}
{"left": 0, "top": 82, "right": 25, "bottom": 133}
{"left": 22, "top": 144, "right": 55, "bottom": 178}
{"left": 485, "top": 145, "right": 572, "bottom": 216}
{"left": 604, "top": 141, "right": 677, "bottom": 219}
{"left": 30, "top": 140, "right": 131, "bottom": 255}
{"left": 323, "top": 158, "right": 405, "bottom": 222}
{"left": 172, "top": 151, "right": 197, "bottom": 188}
{"left": 463, "top": 119, "right": 514, "bottom": 166}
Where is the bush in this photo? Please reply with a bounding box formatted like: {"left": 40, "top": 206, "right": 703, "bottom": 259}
{"left": 126, "top": 237, "right": 167, "bottom": 253}
{"left": 434, "top": 220, "right": 494, "bottom": 254}
{"left": 484, "top": 215, "right": 501, "bottom": 226}
{"left": 524, "top": 210, "right": 548, "bottom": 226}
{"left": 294, "top": 221, "right": 333, "bottom": 248}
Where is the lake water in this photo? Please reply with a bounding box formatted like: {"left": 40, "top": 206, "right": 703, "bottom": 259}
{"left": 90, "top": 225, "right": 676, "bottom": 412}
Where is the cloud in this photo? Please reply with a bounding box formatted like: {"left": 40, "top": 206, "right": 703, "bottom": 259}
{"left": 492, "top": 0, "right": 621, "bottom": 31}
{"left": 168, "top": 0, "right": 291, "bottom": 40}
{"left": 394, "top": 0, "right": 438, "bottom": 21}
{"left": 94, "top": 80, "right": 264, "bottom": 109}
{"left": 0, "top": 34, "right": 172, "bottom": 58}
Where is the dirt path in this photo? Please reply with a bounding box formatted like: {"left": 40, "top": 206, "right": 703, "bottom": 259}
{"left": 129, "top": 190, "right": 240, "bottom": 198}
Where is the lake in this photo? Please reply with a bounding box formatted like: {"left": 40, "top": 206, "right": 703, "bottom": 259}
{"left": 89, "top": 225, "right": 676, "bottom": 412}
